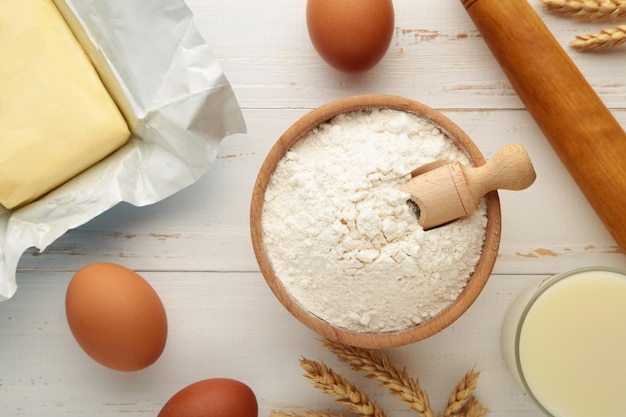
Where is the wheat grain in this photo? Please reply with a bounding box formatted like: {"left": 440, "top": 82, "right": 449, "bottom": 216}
{"left": 300, "top": 357, "right": 388, "bottom": 417}
{"left": 570, "top": 25, "right": 626, "bottom": 50}
{"left": 461, "top": 397, "right": 488, "bottom": 417}
{"left": 542, "top": 0, "right": 626, "bottom": 21}
{"left": 322, "top": 339, "right": 435, "bottom": 417}
{"left": 443, "top": 369, "right": 480, "bottom": 417}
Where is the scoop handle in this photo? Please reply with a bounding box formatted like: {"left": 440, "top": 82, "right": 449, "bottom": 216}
{"left": 462, "top": 143, "right": 536, "bottom": 204}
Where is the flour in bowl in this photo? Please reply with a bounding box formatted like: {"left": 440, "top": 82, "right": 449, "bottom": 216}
{"left": 261, "top": 108, "right": 487, "bottom": 333}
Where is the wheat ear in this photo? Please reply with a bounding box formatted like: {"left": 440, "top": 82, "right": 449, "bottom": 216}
{"left": 458, "top": 396, "right": 488, "bottom": 417}
{"left": 322, "top": 339, "right": 435, "bottom": 417}
{"left": 270, "top": 410, "right": 350, "bottom": 417}
{"left": 570, "top": 25, "right": 626, "bottom": 50}
{"left": 542, "top": 0, "right": 626, "bottom": 21}
{"left": 300, "top": 357, "right": 388, "bottom": 417}
{"left": 443, "top": 369, "right": 480, "bottom": 417}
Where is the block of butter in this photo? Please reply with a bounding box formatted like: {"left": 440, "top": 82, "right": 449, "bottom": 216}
{"left": 0, "top": 0, "right": 130, "bottom": 209}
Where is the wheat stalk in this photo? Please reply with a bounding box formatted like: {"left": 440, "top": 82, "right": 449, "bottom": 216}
{"left": 300, "top": 357, "right": 388, "bottom": 417}
{"left": 570, "top": 24, "right": 626, "bottom": 49}
{"left": 322, "top": 338, "right": 435, "bottom": 417}
{"left": 443, "top": 369, "right": 480, "bottom": 417}
{"left": 542, "top": 0, "right": 626, "bottom": 21}
{"left": 293, "top": 340, "right": 487, "bottom": 417}
{"left": 270, "top": 410, "right": 350, "bottom": 417}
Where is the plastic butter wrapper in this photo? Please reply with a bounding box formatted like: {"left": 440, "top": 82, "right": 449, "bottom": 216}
{"left": 0, "top": 0, "right": 246, "bottom": 301}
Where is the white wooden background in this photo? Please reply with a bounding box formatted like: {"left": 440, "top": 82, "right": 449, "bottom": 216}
{"left": 2, "top": 1, "right": 626, "bottom": 416}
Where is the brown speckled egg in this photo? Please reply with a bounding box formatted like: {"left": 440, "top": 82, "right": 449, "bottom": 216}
{"left": 158, "top": 378, "right": 258, "bottom": 417}
{"left": 306, "top": 0, "right": 394, "bottom": 73}
{"left": 65, "top": 262, "right": 167, "bottom": 372}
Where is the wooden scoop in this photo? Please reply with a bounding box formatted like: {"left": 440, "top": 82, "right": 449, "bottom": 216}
{"left": 402, "top": 143, "right": 536, "bottom": 229}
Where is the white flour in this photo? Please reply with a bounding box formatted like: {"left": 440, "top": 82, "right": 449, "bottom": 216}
{"left": 261, "top": 108, "right": 487, "bottom": 333}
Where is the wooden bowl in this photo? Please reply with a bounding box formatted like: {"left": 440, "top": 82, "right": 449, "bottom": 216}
{"left": 250, "top": 94, "right": 501, "bottom": 348}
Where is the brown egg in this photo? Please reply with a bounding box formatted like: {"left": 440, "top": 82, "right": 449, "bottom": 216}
{"left": 158, "top": 378, "right": 258, "bottom": 417}
{"left": 65, "top": 262, "right": 167, "bottom": 372}
{"left": 306, "top": 0, "right": 394, "bottom": 73}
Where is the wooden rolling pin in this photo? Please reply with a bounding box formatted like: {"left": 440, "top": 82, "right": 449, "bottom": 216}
{"left": 461, "top": 0, "right": 626, "bottom": 252}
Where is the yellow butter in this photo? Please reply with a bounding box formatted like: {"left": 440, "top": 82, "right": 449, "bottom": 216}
{"left": 0, "top": 0, "right": 130, "bottom": 209}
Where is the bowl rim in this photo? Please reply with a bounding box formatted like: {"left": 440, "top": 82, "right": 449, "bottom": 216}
{"left": 250, "top": 94, "right": 501, "bottom": 348}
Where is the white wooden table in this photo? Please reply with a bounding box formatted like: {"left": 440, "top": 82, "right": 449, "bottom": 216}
{"left": 2, "top": 1, "right": 626, "bottom": 415}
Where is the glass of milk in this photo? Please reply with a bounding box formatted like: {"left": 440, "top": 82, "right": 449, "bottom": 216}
{"left": 501, "top": 266, "right": 626, "bottom": 417}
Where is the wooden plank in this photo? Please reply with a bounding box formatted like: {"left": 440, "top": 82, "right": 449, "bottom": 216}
{"left": 0, "top": 271, "right": 547, "bottom": 416}
{"left": 18, "top": 109, "right": 626, "bottom": 274}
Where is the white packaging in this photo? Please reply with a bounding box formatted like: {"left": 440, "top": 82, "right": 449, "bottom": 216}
{"left": 0, "top": 0, "right": 246, "bottom": 301}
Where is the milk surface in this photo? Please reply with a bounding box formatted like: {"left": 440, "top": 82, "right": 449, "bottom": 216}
{"left": 502, "top": 269, "right": 626, "bottom": 417}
